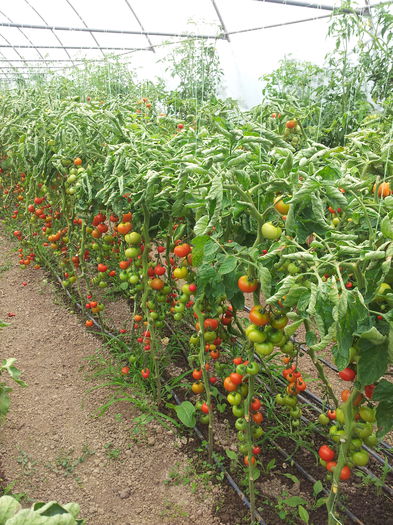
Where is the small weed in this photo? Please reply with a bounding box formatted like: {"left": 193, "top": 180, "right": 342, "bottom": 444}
{"left": 103, "top": 442, "right": 122, "bottom": 460}
{"left": 0, "top": 262, "right": 12, "bottom": 274}
{"left": 46, "top": 444, "right": 94, "bottom": 479}
{"left": 0, "top": 480, "right": 28, "bottom": 502}
{"left": 159, "top": 499, "right": 189, "bottom": 521}
{"left": 16, "top": 449, "right": 37, "bottom": 474}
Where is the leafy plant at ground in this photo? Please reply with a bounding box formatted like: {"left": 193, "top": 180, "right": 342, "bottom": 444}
{"left": 0, "top": 495, "right": 85, "bottom": 524}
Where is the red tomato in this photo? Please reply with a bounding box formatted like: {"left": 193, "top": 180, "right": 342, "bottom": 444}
{"left": 318, "top": 445, "right": 335, "bottom": 462}
{"left": 192, "top": 369, "right": 202, "bottom": 380}
{"left": 250, "top": 398, "right": 262, "bottom": 411}
{"left": 229, "top": 373, "right": 243, "bottom": 385}
{"left": 338, "top": 368, "right": 356, "bottom": 381}
{"left": 204, "top": 318, "right": 219, "bottom": 331}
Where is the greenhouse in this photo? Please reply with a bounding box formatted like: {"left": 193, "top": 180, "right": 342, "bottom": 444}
{"left": 0, "top": 1, "right": 393, "bottom": 524}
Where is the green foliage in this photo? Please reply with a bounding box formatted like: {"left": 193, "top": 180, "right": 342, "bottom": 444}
{"left": 0, "top": 495, "right": 85, "bottom": 524}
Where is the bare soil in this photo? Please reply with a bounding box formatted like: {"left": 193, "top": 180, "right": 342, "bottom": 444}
{"left": 0, "top": 231, "right": 238, "bottom": 525}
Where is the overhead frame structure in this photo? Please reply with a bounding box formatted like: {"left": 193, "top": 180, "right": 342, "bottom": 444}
{"left": 0, "top": 0, "right": 390, "bottom": 79}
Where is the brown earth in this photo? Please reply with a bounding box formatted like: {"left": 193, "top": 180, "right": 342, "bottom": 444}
{"left": 0, "top": 230, "right": 237, "bottom": 525}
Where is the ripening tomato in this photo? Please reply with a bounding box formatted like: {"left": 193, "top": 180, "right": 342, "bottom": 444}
{"left": 174, "top": 243, "right": 191, "bottom": 258}
{"left": 286, "top": 120, "right": 297, "bottom": 129}
{"left": 191, "top": 381, "right": 204, "bottom": 394}
{"left": 364, "top": 384, "right": 375, "bottom": 399}
{"left": 204, "top": 318, "right": 219, "bottom": 331}
{"left": 201, "top": 402, "right": 209, "bottom": 414}
{"left": 249, "top": 305, "right": 269, "bottom": 326}
{"left": 238, "top": 275, "right": 258, "bottom": 293}
{"left": 141, "top": 368, "right": 150, "bottom": 379}
{"left": 74, "top": 157, "right": 82, "bottom": 166}
{"left": 340, "top": 465, "right": 351, "bottom": 480}
{"left": 149, "top": 278, "right": 165, "bottom": 290}
{"left": 85, "top": 320, "right": 94, "bottom": 327}
{"left": 373, "top": 181, "right": 391, "bottom": 197}
{"left": 192, "top": 369, "right": 202, "bottom": 380}
{"left": 121, "top": 366, "right": 130, "bottom": 375}
{"left": 244, "top": 455, "right": 256, "bottom": 466}
{"left": 252, "top": 412, "right": 263, "bottom": 424}
{"left": 318, "top": 445, "right": 335, "bottom": 462}
{"left": 97, "top": 263, "right": 108, "bottom": 272}
{"left": 274, "top": 195, "right": 290, "bottom": 215}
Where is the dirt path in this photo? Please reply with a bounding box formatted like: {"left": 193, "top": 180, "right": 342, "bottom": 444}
{"left": 0, "top": 231, "right": 230, "bottom": 525}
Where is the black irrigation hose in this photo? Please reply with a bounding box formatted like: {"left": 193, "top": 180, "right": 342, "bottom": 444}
{"left": 243, "top": 306, "right": 393, "bottom": 462}
{"left": 163, "top": 322, "right": 368, "bottom": 525}
{"left": 38, "top": 264, "right": 268, "bottom": 524}
{"left": 271, "top": 440, "right": 366, "bottom": 525}
{"left": 33, "top": 256, "right": 392, "bottom": 522}
{"left": 170, "top": 389, "right": 267, "bottom": 525}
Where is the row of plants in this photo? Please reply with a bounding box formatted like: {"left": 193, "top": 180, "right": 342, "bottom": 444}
{"left": 1, "top": 68, "right": 392, "bottom": 523}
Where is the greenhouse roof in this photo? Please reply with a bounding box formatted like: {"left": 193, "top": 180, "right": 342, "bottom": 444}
{"left": 0, "top": 0, "right": 391, "bottom": 105}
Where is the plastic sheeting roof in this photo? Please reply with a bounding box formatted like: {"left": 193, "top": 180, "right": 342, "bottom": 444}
{"left": 0, "top": 0, "right": 390, "bottom": 105}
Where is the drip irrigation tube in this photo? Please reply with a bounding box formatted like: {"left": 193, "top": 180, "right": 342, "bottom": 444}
{"left": 170, "top": 389, "right": 267, "bottom": 525}
{"left": 243, "top": 305, "right": 393, "bottom": 461}
{"left": 37, "top": 261, "right": 268, "bottom": 524}
{"left": 31, "top": 253, "right": 392, "bottom": 523}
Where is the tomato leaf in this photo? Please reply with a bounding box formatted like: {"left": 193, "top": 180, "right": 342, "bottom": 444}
{"left": 257, "top": 265, "right": 272, "bottom": 300}
{"left": 357, "top": 342, "right": 389, "bottom": 388}
{"left": 225, "top": 449, "right": 238, "bottom": 460}
{"left": 373, "top": 381, "right": 393, "bottom": 438}
{"left": 194, "top": 215, "right": 209, "bottom": 236}
{"left": 191, "top": 235, "right": 210, "bottom": 267}
{"left": 298, "top": 505, "right": 310, "bottom": 524}
{"left": 218, "top": 255, "right": 237, "bottom": 275}
{"left": 381, "top": 216, "right": 393, "bottom": 240}
{"left": 358, "top": 327, "right": 387, "bottom": 346}
{"left": 174, "top": 401, "right": 196, "bottom": 428}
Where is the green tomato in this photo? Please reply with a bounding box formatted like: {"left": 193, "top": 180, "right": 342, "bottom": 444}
{"left": 287, "top": 263, "right": 300, "bottom": 275}
{"left": 125, "top": 247, "right": 140, "bottom": 258}
{"left": 318, "top": 414, "right": 330, "bottom": 425}
{"left": 350, "top": 438, "right": 363, "bottom": 450}
{"left": 227, "top": 392, "right": 242, "bottom": 406}
{"left": 98, "top": 281, "right": 107, "bottom": 288}
{"left": 283, "top": 395, "right": 297, "bottom": 407}
{"left": 239, "top": 444, "right": 248, "bottom": 455}
{"left": 238, "top": 384, "right": 248, "bottom": 397}
{"left": 237, "top": 431, "right": 246, "bottom": 442}
{"left": 236, "top": 364, "right": 248, "bottom": 375}
{"left": 204, "top": 331, "right": 216, "bottom": 343}
{"left": 190, "top": 335, "right": 199, "bottom": 345}
{"left": 352, "top": 450, "right": 369, "bottom": 466}
{"left": 247, "top": 329, "right": 267, "bottom": 344}
{"left": 235, "top": 418, "right": 247, "bottom": 431}
{"left": 291, "top": 419, "right": 300, "bottom": 428}
{"left": 179, "top": 293, "right": 189, "bottom": 303}
{"left": 181, "top": 284, "right": 191, "bottom": 295}
{"left": 331, "top": 430, "right": 345, "bottom": 443}
{"left": 125, "top": 232, "right": 141, "bottom": 244}
{"left": 275, "top": 394, "right": 285, "bottom": 406}
{"left": 253, "top": 427, "right": 264, "bottom": 439}
{"left": 119, "top": 271, "right": 129, "bottom": 282}
{"left": 335, "top": 407, "right": 345, "bottom": 424}
{"left": 281, "top": 341, "right": 295, "bottom": 355}
{"left": 359, "top": 406, "right": 376, "bottom": 423}
{"left": 268, "top": 330, "right": 285, "bottom": 344}
{"left": 173, "top": 313, "right": 183, "bottom": 321}
{"left": 232, "top": 405, "right": 244, "bottom": 417}
{"left": 200, "top": 414, "right": 209, "bottom": 425}
{"left": 290, "top": 407, "right": 302, "bottom": 419}
{"left": 129, "top": 274, "right": 139, "bottom": 284}
{"left": 271, "top": 316, "right": 288, "bottom": 330}
{"left": 128, "top": 355, "right": 137, "bottom": 364}
{"left": 254, "top": 341, "right": 274, "bottom": 357}
{"left": 174, "top": 303, "right": 185, "bottom": 313}
{"left": 149, "top": 312, "right": 159, "bottom": 320}
{"left": 246, "top": 362, "right": 260, "bottom": 375}
{"left": 354, "top": 422, "right": 373, "bottom": 439}
{"left": 364, "top": 434, "right": 377, "bottom": 448}
{"left": 261, "top": 222, "right": 282, "bottom": 240}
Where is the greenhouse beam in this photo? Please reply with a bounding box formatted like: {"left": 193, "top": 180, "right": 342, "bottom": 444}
{"left": 124, "top": 0, "right": 156, "bottom": 53}
{"left": 0, "top": 22, "right": 226, "bottom": 40}
{"left": 64, "top": 0, "right": 105, "bottom": 58}
{"left": 228, "top": 13, "right": 331, "bottom": 34}
{"left": 253, "top": 0, "right": 367, "bottom": 14}
{"left": 210, "top": 0, "right": 230, "bottom": 41}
